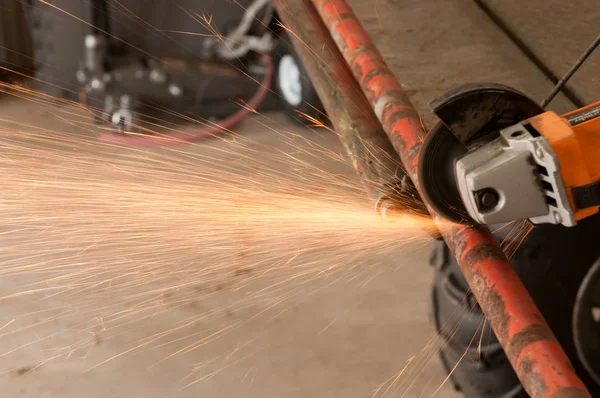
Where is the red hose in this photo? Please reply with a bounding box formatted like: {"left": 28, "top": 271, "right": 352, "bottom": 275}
{"left": 98, "top": 54, "right": 273, "bottom": 146}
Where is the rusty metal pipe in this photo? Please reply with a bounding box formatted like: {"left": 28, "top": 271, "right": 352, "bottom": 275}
{"left": 275, "top": 0, "right": 591, "bottom": 396}
{"left": 273, "top": 1, "right": 411, "bottom": 207}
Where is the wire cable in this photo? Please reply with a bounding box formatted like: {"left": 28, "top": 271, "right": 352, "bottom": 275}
{"left": 541, "top": 32, "right": 600, "bottom": 109}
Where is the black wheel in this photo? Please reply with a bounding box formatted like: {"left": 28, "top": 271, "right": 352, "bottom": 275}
{"left": 273, "top": 37, "right": 324, "bottom": 125}
{"left": 573, "top": 257, "right": 600, "bottom": 388}
{"left": 430, "top": 214, "right": 600, "bottom": 397}
{"left": 23, "top": 0, "right": 88, "bottom": 99}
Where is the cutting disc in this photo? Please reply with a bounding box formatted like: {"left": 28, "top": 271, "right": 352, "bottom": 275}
{"left": 418, "top": 83, "right": 543, "bottom": 224}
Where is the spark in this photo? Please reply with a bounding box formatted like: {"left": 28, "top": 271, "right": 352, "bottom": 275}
{"left": 0, "top": 77, "right": 440, "bottom": 387}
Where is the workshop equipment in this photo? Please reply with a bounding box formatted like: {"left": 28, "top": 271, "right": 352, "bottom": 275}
{"left": 419, "top": 84, "right": 600, "bottom": 227}
{"left": 77, "top": 0, "right": 274, "bottom": 137}
{"left": 22, "top": 0, "right": 323, "bottom": 144}
{"left": 419, "top": 32, "right": 600, "bottom": 228}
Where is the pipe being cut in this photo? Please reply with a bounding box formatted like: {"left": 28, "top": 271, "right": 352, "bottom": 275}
{"left": 274, "top": 0, "right": 591, "bottom": 397}
{"left": 272, "top": 1, "right": 417, "bottom": 207}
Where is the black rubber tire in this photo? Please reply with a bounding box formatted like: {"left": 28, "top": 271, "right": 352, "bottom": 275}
{"left": 22, "top": 0, "right": 89, "bottom": 99}
{"left": 273, "top": 36, "right": 325, "bottom": 126}
{"left": 430, "top": 214, "right": 600, "bottom": 397}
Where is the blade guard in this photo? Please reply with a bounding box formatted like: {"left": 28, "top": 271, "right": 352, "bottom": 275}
{"left": 418, "top": 83, "right": 543, "bottom": 224}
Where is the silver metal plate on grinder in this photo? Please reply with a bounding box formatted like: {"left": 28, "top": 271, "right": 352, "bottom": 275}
{"left": 454, "top": 122, "right": 576, "bottom": 226}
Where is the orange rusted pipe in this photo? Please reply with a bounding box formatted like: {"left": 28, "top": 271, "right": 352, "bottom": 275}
{"left": 272, "top": 0, "right": 418, "bottom": 207}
